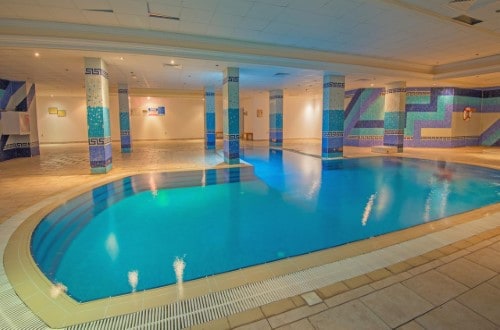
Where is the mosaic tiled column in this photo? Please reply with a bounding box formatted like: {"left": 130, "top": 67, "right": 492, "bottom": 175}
{"left": 85, "top": 57, "right": 112, "bottom": 174}
{"left": 322, "top": 75, "right": 345, "bottom": 158}
{"left": 223, "top": 67, "right": 240, "bottom": 164}
{"left": 204, "top": 86, "right": 216, "bottom": 150}
{"left": 383, "top": 81, "right": 406, "bottom": 152}
{"left": 269, "top": 89, "right": 283, "bottom": 148}
{"left": 118, "top": 84, "right": 132, "bottom": 153}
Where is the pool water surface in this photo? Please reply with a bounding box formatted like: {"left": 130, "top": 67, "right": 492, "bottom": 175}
{"left": 31, "top": 149, "right": 500, "bottom": 302}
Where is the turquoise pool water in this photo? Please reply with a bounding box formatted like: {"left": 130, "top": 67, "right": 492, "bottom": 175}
{"left": 31, "top": 149, "right": 500, "bottom": 302}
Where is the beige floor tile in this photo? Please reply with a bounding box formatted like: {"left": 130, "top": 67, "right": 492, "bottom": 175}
{"left": 261, "top": 299, "right": 296, "bottom": 317}
{"left": 275, "top": 318, "right": 315, "bottom": 330}
{"left": 370, "top": 272, "right": 412, "bottom": 290}
{"left": 316, "top": 281, "right": 349, "bottom": 299}
{"left": 324, "top": 284, "right": 374, "bottom": 308}
{"left": 405, "top": 256, "right": 428, "bottom": 267}
{"left": 233, "top": 318, "right": 271, "bottom": 330}
{"left": 465, "top": 248, "right": 500, "bottom": 272}
{"left": 360, "top": 283, "right": 433, "bottom": 328}
{"left": 456, "top": 283, "right": 500, "bottom": 325}
{"left": 407, "top": 259, "right": 443, "bottom": 276}
{"left": 436, "top": 258, "right": 497, "bottom": 288}
{"left": 387, "top": 262, "right": 413, "bottom": 274}
{"left": 343, "top": 274, "right": 372, "bottom": 289}
{"left": 423, "top": 249, "right": 447, "bottom": 260}
{"left": 402, "top": 270, "right": 468, "bottom": 306}
{"left": 289, "top": 295, "right": 305, "bottom": 307}
{"left": 415, "top": 300, "right": 496, "bottom": 330}
{"left": 488, "top": 241, "right": 500, "bottom": 252}
{"left": 366, "top": 268, "right": 392, "bottom": 281}
{"left": 395, "top": 321, "right": 425, "bottom": 330}
{"left": 267, "top": 304, "right": 327, "bottom": 328}
{"left": 309, "top": 300, "right": 389, "bottom": 330}
{"left": 228, "top": 308, "right": 265, "bottom": 329}
{"left": 487, "top": 274, "right": 500, "bottom": 290}
{"left": 438, "top": 245, "right": 459, "bottom": 255}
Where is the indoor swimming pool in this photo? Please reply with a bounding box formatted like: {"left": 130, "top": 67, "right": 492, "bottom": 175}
{"left": 31, "top": 149, "right": 500, "bottom": 302}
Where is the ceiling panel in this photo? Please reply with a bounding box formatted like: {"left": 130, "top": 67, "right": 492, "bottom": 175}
{"left": 0, "top": 0, "right": 498, "bottom": 95}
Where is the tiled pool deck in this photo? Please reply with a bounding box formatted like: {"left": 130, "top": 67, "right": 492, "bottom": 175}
{"left": 1, "top": 140, "right": 499, "bottom": 329}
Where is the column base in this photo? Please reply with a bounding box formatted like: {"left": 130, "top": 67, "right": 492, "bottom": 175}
{"left": 224, "top": 157, "right": 240, "bottom": 165}
{"left": 90, "top": 163, "right": 113, "bottom": 174}
{"left": 121, "top": 148, "right": 132, "bottom": 153}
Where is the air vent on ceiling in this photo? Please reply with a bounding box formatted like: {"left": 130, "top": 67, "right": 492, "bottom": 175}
{"left": 274, "top": 72, "right": 290, "bottom": 76}
{"left": 147, "top": 2, "right": 180, "bottom": 20}
{"left": 453, "top": 14, "right": 483, "bottom": 25}
{"left": 84, "top": 9, "right": 114, "bottom": 13}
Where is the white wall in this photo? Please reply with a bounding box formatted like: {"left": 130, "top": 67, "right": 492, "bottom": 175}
{"left": 37, "top": 93, "right": 223, "bottom": 143}
{"left": 37, "top": 95, "right": 88, "bottom": 143}
{"left": 241, "top": 92, "right": 323, "bottom": 140}
{"left": 283, "top": 93, "right": 322, "bottom": 139}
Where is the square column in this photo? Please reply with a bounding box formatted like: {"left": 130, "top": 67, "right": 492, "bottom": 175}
{"left": 118, "top": 84, "right": 132, "bottom": 153}
{"left": 322, "top": 75, "right": 345, "bottom": 159}
{"left": 85, "top": 57, "right": 112, "bottom": 174}
{"left": 204, "top": 87, "right": 216, "bottom": 150}
{"left": 223, "top": 67, "right": 240, "bottom": 164}
{"left": 383, "top": 82, "right": 406, "bottom": 152}
{"left": 269, "top": 89, "right": 283, "bottom": 148}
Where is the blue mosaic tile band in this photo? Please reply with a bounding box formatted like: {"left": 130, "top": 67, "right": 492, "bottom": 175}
{"left": 205, "top": 87, "right": 216, "bottom": 150}
{"left": 89, "top": 143, "right": 112, "bottom": 173}
{"left": 323, "top": 82, "right": 345, "bottom": 88}
{"left": 85, "top": 58, "right": 112, "bottom": 172}
{"left": 84, "top": 67, "right": 109, "bottom": 80}
{"left": 223, "top": 135, "right": 240, "bottom": 164}
{"left": 386, "top": 88, "right": 406, "bottom": 94}
{"left": 88, "top": 137, "right": 112, "bottom": 145}
{"left": 223, "top": 68, "right": 240, "bottom": 163}
{"left": 322, "top": 75, "right": 345, "bottom": 158}
{"left": 118, "top": 84, "right": 132, "bottom": 153}
{"left": 269, "top": 90, "right": 283, "bottom": 147}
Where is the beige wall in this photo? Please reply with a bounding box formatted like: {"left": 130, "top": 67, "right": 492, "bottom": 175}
{"left": 37, "top": 93, "right": 224, "bottom": 143}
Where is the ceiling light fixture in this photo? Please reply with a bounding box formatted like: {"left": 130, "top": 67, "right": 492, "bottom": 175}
{"left": 34, "top": 52, "right": 40, "bottom": 57}
{"left": 163, "top": 63, "right": 182, "bottom": 69}
{"left": 147, "top": 2, "right": 180, "bottom": 20}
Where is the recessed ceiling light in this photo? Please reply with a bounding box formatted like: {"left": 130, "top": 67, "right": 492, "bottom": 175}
{"left": 170, "top": 60, "right": 175, "bottom": 64}
{"left": 370, "top": 83, "right": 374, "bottom": 87}
{"left": 34, "top": 52, "right": 40, "bottom": 57}
{"left": 147, "top": 96, "right": 151, "bottom": 100}
{"left": 120, "top": 57, "right": 124, "bottom": 60}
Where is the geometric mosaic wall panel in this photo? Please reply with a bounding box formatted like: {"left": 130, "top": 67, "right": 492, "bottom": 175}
{"left": 0, "top": 78, "right": 39, "bottom": 162}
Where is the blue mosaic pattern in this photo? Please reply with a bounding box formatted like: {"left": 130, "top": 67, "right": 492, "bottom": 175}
{"left": 269, "top": 89, "right": 283, "bottom": 147}
{"left": 205, "top": 87, "right": 216, "bottom": 150}
{"left": 0, "top": 79, "right": 40, "bottom": 161}
{"left": 322, "top": 75, "right": 344, "bottom": 158}
{"left": 344, "top": 88, "right": 385, "bottom": 147}
{"left": 85, "top": 58, "right": 112, "bottom": 173}
{"left": 223, "top": 68, "right": 240, "bottom": 164}
{"left": 118, "top": 84, "right": 132, "bottom": 153}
